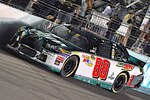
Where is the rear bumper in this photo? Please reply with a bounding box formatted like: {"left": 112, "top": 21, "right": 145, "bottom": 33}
{"left": 127, "top": 74, "right": 144, "bottom": 88}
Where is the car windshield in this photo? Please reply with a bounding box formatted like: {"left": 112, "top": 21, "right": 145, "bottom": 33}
{"left": 50, "top": 24, "right": 101, "bottom": 51}
{"left": 30, "top": 19, "right": 54, "bottom": 32}
{"left": 29, "top": 20, "right": 100, "bottom": 51}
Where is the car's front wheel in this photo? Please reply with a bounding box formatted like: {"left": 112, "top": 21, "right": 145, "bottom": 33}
{"left": 111, "top": 73, "right": 128, "bottom": 93}
{"left": 60, "top": 56, "right": 79, "bottom": 77}
{"left": 0, "top": 21, "right": 26, "bottom": 47}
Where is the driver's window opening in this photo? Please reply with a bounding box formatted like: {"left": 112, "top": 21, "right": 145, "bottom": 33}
{"left": 113, "top": 45, "right": 127, "bottom": 62}
{"left": 97, "top": 40, "right": 112, "bottom": 59}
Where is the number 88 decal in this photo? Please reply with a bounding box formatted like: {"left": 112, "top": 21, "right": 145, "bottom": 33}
{"left": 92, "top": 57, "right": 110, "bottom": 80}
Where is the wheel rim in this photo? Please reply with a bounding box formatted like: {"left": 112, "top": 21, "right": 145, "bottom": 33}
{"left": 61, "top": 56, "right": 78, "bottom": 77}
{"left": 64, "top": 60, "right": 75, "bottom": 74}
{"left": 114, "top": 75, "right": 126, "bottom": 91}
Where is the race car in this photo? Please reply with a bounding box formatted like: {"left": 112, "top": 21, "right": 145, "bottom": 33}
{"left": 0, "top": 19, "right": 144, "bottom": 93}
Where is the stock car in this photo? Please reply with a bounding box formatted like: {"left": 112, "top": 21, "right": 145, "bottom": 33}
{"left": 0, "top": 19, "right": 145, "bottom": 93}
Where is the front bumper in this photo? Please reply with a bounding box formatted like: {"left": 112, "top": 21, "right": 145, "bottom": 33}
{"left": 18, "top": 44, "right": 37, "bottom": 57}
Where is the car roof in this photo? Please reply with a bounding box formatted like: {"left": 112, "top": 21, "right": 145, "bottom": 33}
{"left": 69, "top": 25, "right": 130, "bottom": 55}
{"left": 69, "top": 25, "right": 119, "bottom": 44}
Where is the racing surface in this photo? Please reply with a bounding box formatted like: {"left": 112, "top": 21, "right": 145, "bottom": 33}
{"left": 0, "top": 48, "right": 149, "bottom": 100}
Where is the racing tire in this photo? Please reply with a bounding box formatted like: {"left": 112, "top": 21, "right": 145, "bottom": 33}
{"left": 60, "top": 56, "right": 79, "bottom": 77}
{"left": 0, "top": 21, "right": 26, "bottom": 47}
{"left": 111, "top": 73, "right": 128, "bottom": 93}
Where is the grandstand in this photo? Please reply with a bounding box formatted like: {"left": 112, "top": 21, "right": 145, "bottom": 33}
{"left": 0, "top": 0, "right": 150, "bottom": 95}
{"left": 0, "top": 0, "right": 150, "bottom": 56}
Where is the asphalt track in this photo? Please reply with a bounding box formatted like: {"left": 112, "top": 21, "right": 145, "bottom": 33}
{"left": 0, "top": 48, "right": 149, "bottom": 100}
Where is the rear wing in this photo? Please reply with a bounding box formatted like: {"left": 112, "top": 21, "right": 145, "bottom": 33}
{"left": 128, "top": 56, "right": 146, "bottom": 68}
{"left": 127, "top": 49, "right": 149, "bottom": 68}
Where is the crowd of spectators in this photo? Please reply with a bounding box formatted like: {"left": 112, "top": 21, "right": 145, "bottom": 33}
{"left": 0, "top": 0, "right": 149, "bottom": 56}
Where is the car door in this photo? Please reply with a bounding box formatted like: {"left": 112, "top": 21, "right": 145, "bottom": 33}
{"left": 91, "top": 40, "right": 113, "bottom": 80}
{"left": 75, "top": 40, "right": 113, "bottom": 81}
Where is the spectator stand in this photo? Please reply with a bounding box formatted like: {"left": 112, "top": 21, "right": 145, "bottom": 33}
{"left": 131, "top": 6, "right": 150, "bottom": 55}
{"left": 85, "top": 11, "right": 109, "bottom": 36}
{"left": 0, "top": 0, "right": 149, "bottom": 56}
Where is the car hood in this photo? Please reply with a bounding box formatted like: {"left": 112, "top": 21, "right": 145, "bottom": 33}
{"left": 37, "top": 30, "right": 87, "bottom": 52}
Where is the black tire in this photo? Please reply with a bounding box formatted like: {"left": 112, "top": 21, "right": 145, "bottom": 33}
{"left": 111, "top": 73, "right": 128, "bottom": 93}
{"left": 0, "top": 21, "right": 26, "bottom": 47}
{"left": 60, "top": 56, "right": 79, "bottom": 77}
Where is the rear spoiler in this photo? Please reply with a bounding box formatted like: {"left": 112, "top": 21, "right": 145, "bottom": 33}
{"left": 127, "top": 49, "right": 149, "bottom": 68}
{"left": 128, "top": 56, "right": 146, "bottom": 68}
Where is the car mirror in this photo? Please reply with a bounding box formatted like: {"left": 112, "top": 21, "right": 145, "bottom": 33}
{"left": 90, "top": 47, "right": 97, "bottom": 54}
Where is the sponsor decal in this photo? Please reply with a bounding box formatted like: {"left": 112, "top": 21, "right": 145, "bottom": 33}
{"left": 60, "top": 53, "right": 70, "bottom": 58}
{"left": 60, "top": 49, "right": 71, "bottom": 58}
{"left": 82, "top": 55, "right": 95, "bottom": 67}
{"left": 54, "top": 61, "right": 60, "bottom": 66}
{"left": 116, "top": 62, "right": 124, "bottom": 67}
{"left": 122, "top": 64, "right": 134, "bottom": 71}
{"left": 54, "top": 56, "right": 65, "bottom": 66}
{"left": 72, "top": 52, "right": 80, "bottom": 55}
{"left": 47, "top": 51, "right": 55, "bottom": 57}
{"left": 108, "top": 72, "right": 115, "bottom": 80}
{"left": 91, "top": 55, "right": 96, "bottom": 60}
{"left": 116, "top": 62, "right": 134, "bottom": 71}
{"left": 61, "top": 49, "right": 71, "bottom": 55}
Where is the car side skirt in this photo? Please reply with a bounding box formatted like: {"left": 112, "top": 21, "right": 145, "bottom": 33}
{"left": 74, "top": 74, "right": 112, "bottom": 90}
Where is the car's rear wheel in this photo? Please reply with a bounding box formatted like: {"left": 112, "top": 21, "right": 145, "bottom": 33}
{"left": 111, "top": 73, "right": 128, "bottom": 93}
{"left": 60, "top": 56, "right": 79, "bottom": 77}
